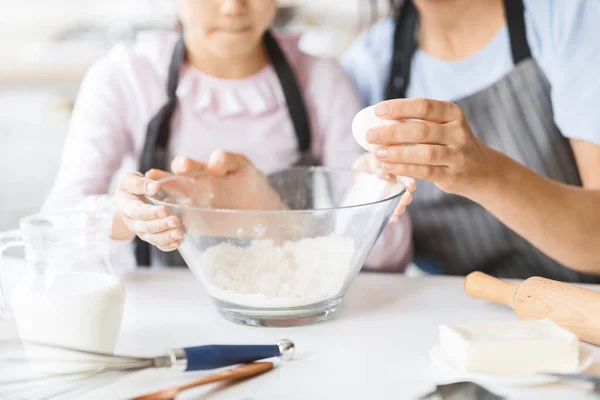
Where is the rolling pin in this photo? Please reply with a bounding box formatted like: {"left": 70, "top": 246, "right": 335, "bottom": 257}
{"left": 464, "top": 271, "right": 600, "bottom": 346}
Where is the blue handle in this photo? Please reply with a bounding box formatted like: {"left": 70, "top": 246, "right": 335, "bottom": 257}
{"left": 182, "top": 344, "right": 281, "bottom": 371}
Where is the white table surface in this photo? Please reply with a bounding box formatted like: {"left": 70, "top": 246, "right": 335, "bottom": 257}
{"left": 1, "top": 266, "right": 599, "bottom": 400}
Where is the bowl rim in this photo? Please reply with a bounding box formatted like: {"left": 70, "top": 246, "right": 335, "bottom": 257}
{"left": 144, "top": 166, "right": 406, "bottom": 214}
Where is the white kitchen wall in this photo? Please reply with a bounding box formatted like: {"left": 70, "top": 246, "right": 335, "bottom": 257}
{"left": 0, "top": 0, "right": 174, "bottom": 27}
{"left": 0, "top": 86, "right": 74, "bottom": 230}
{"left": 0, "top": 1, "right": 168, "bottom": 230}
{"left": 0, "top": 0, "right": 391, "bottom": 37}
{"left": 301, "top": 0, "right": 390, "bottom": 24}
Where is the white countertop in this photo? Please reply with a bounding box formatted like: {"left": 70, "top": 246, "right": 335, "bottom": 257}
{"left": 1, "top": 268, "right": 599, "bottom": 399}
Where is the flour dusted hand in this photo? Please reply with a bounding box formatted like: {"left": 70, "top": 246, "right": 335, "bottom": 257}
{"left": 171, "top": 151, "right": 286, "bottom": 211}
{"left": 168, "top": 151, "right": 290, "bottom": 241}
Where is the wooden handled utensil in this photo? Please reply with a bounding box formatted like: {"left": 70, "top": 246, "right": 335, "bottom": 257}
{"left": 130, "top": 362, "right": 274, "bottom": 400}
{"left": 464, "top": 271, "right": 600, "bottom": 346}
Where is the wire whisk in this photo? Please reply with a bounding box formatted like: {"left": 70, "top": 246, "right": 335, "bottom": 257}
{"left": 0, "top": 338, "right": 295, "bottom": 400}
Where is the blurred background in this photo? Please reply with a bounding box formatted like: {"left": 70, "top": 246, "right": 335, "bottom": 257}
{"left": 0, "top": 0, "right": 392, "bottom": 231}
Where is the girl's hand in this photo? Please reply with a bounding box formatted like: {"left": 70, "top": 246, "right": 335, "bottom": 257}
{"left": 352, "top": 153, "right": 415, "bottom": 217}
{"left": 171, "top": 151, "right": 286, "bottom": 211}
{"left": 366, "top": 98, "right": 499, "bottom": 198}
{"left": 115, "top": 169, "right": 184, "bottom": 252}
{"left": 115, "top": 151, "right": 285, "bottom": 251}
{"left": 170, "top": 151, "right": 289, "bottom": 240}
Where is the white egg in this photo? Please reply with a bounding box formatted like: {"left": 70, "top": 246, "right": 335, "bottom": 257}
{"left": 352, "top": 105, "right": 397, "bottom": 152}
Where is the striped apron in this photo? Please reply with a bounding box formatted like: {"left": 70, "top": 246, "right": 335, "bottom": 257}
{"left": 387, "top": 0, "right": 600, "bottom": 282}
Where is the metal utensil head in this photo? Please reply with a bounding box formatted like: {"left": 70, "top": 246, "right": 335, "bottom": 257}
{"left": 277, "top": 339, "right": 295, "bottom": 361}
{"left": 419, "top": 382, "right": 505, "bottom": 400}
{"left": 543, "top": 373, "right": 600, "bottom": 398}
{"left": 544, "top": 372, "right": 600, "bottom": 384}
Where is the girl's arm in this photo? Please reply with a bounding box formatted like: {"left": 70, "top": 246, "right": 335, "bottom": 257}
{"left": 42, "top": 53, "right": 135, "bottom": 241}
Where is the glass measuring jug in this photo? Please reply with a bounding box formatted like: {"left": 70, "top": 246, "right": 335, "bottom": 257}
{"left": 0, "top": 200, "right": 125, "bottom": 354}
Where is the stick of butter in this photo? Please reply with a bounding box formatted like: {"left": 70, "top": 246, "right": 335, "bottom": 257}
{"left": 438, "top": 319, "right": 579, "bottom": 375}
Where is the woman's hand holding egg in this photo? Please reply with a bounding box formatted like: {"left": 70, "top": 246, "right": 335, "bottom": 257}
{"left": 358, "top": 98, "right": 498, "bottom": 198}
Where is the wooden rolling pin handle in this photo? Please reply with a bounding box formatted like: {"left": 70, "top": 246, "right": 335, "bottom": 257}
{"left": 464, "top": 271, "right": 518, "bottom": 307}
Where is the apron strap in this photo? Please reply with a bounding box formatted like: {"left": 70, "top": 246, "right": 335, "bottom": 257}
{"left": 138, "top": 38, "right": 186, "bottom": 178}
{"left": 503, "top": 0, "right": 532, "bottom": 65}
{"left": 385, "top": 0, "right": 418, "bottom": 100}
{"left": 264, "top": 31, "right": 312, "bottom": 153}
{"left": 135, "top": 31, "right": 312, "bottom": 267}
{"left": 385, "top": 0, "right": 532, "bottom": 100}
{"left": 135, "top": 38, "right": 186, "bottom": 267}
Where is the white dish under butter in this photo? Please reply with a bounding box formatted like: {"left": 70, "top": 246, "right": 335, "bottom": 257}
{"left": 430, "top": 319, "right": 593, "bottom": 386}
{"left": 430, "top": 343, "right": 592, "bottom": 387}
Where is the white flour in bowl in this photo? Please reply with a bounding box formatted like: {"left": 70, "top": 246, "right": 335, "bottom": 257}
{"left": 198, "top": 236, "right": 356, "bottom": 308}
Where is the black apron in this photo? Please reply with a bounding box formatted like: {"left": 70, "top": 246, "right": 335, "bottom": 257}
{"left": 387, "top": 0, "right": 600, "bottom": 283}
{"left": 135, "top": 31, "right": 312, "bottom": 267}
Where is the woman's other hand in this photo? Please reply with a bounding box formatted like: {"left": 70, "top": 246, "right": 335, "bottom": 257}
{"left": 352, "top": 153, "right": 415, "bottom": 218}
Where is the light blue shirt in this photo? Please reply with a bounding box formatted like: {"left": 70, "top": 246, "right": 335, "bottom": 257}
{"left": 340, "top": 0, "right": 600, "bottom": 146}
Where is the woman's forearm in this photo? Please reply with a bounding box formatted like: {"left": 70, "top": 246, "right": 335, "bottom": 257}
{"left": 469, "top": 150, "right": 600, "bottom": 274}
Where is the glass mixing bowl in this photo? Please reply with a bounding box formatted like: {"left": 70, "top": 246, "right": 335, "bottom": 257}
{"left": 146, "top": 167, "right": 405, "bottom": 327}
